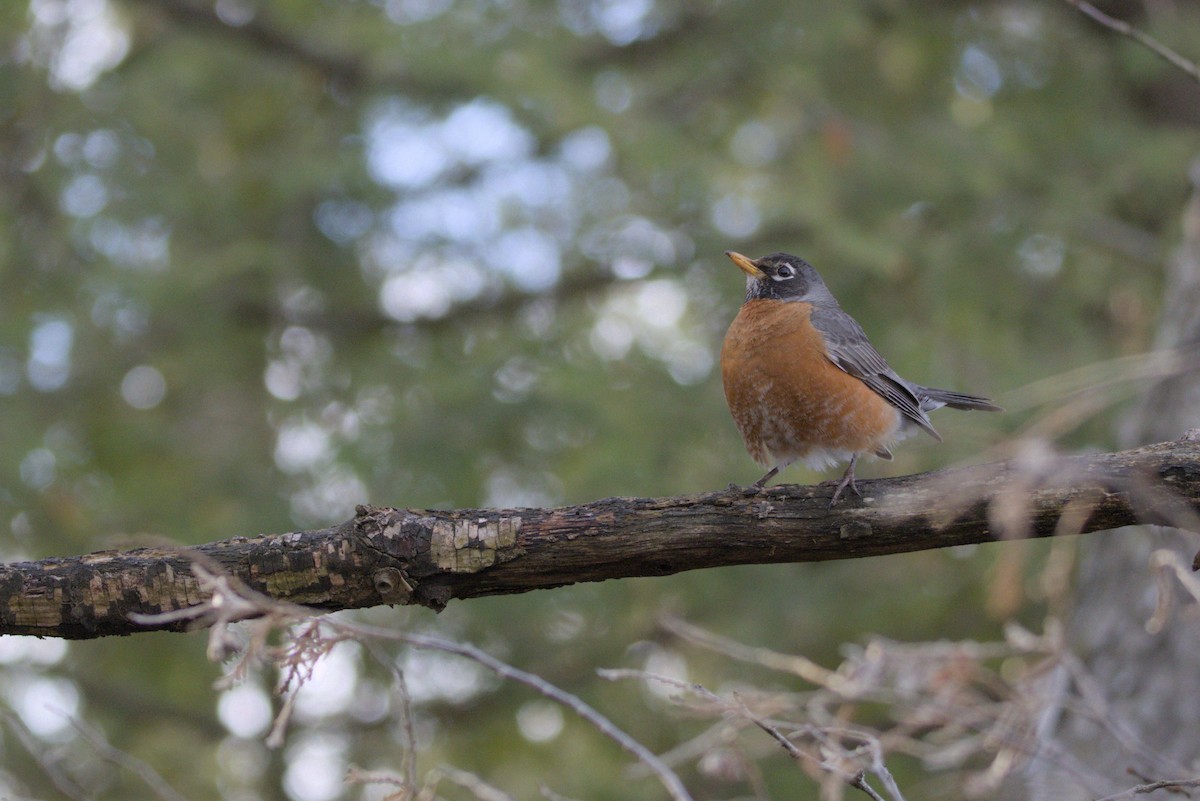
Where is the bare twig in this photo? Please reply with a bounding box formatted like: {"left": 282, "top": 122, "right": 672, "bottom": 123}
{"left": 539, "top": 786, "right": 585, "bottom": 801}
{"left": 732, "top": 694, "right": 807, "bottom": 764}
{"left": 598, "top": 667, "right": 908, "bottom": 801}
{"left": 652, "top": 616, "right": 1172, "bottom": 795}
{"left": 432, "top": 764, "right": 518, "bottom": 801}
{"left": 395, "top": 664, "right": 419, "bottom": 791}
{"left": 1062, "top": 0, "right": 1200, "bottom": 83}
{"left": 658, "top": 614, "right": 849, "bottom": 691}
{"left": 109, "top": 548, "right": 1196, "bottom": 801}
{"left": 1004, "top": 346, "right": 1200, "bottom": 416}
{"left": 345, "top": 764, "right": 408, "bottom": 799}
{"left": 1147, "top": 549, "right": 1200, "bottom": 637}
{"left": 138, "top": 569, "right": 693, "bottom": 801}
{"left": 860, "top": 744, "right": 907, "bottom": 801}
{"left": 1092, "top": 776, "right": 1200, "bottom": 801}
{"left": 264, "top": 689, "right": 297, "bottom": 751}
{"left": 363, "top": 640, "right": 420, "bottom": 793}
{"left": 326, "top": 623, "right": 696, "bottom": 801}
{"left": 850, "top": 773, "right": 888, "bottom": 801}
{"left": 69, "top": 715, "right": 192, "bottom": 801}
{"left": 3, "top": 712, "right": 88, "bottom": 801}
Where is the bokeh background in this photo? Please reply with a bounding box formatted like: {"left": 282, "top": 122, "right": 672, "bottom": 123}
{"left": 2, "top": 0, "right": 1198, "bottom": 799}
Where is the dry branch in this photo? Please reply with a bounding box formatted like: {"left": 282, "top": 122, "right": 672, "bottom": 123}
{"left": 1063, "top": 0, "right": 1200, "bottom": 84}
{"left": 3, "top": 439, "right": 1200, "bottom": 640}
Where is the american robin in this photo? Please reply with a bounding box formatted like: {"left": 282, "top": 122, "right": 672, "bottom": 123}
{"left": 720, "top": 251, "right": 1001, "bottom": 506}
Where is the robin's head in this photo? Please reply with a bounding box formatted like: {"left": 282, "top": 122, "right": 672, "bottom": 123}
{"left": 724, "top": 251, "right": 836, "bottom": 305}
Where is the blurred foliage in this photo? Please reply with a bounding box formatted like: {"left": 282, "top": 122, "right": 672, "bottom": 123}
{"left": 0, "top": 0, "right": 1197, "bottom": 799}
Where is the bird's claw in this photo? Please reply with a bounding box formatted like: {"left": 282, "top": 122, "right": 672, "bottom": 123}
{"left": 826, "top": 475, "right": 861, "bottom": 508}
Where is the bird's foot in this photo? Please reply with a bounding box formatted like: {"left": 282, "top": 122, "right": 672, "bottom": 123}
{"left": 824, "top": 456, "right": 861, "bottom": 508}
{"left": 753, "top": 467, "right": 779, "bottom": 490}
{"left": 825, "top": 474, "right": 860, "bottom": 508}
{"left": 726, "top": 467, "right": 781, "bottom": 496}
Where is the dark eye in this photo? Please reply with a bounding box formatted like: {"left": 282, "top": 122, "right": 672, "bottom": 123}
{"left": 776, "top": 265, "right": 796, "bottom": 278}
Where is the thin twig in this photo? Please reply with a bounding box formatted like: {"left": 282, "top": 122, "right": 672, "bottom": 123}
{"left": 734, "top": 692, "right": 905, "bottom": 801}
{"left": 433, "top": 764, "right": 518, "bottom": 801}
{"left": 364, "top": 640, "right": 420, "bottom": 792}
{"left": 540, "top": 786, "right": 585, "bottom": 801}
{"left": 68, "top": 714, "right": 192, "bottom": 801}
{"left": 629, "top": 715, "right": 755, "bottom": 776}
{"left": 850, "top": 773, "right": 888, "bottom": 801}
{"left": 1063, "top": 0, "right": 1200, "bottom": 83}
{"left": 340, "top": 624, "right": 695, "bottom": 801}
{"left": 658, "top": 614, "right": 850, "bottom": 692}
{"left": 596, "top": 667, "right": 725, "bottom": 703}
{"left": 599, "top": 667, "right": 908, "bottom": 801}
{"left": 129, "top": 568, "right": 691, "bottom": 800}
{"left": 1149, "top": 549, "right": 1200, "bottom": 622}
{"left": 344, "top": 764, "right": 406, "bottom": 790}
{"left": 3, "top": 712, "right": 89, "bottom": 801}
{"left": 395, "top": 665, "right": 419, "bottom": 790}
{"left": 1092, "top": 776, "right": 1200, "bottom": 801}
{"left": 860, "top": 739, "right": 908, "bottom": 801}
{"left": 731, "top": 692, "right": 806, "bottom": 763}
{"left": 264, "top": 683, "right": 297, "bottom": 750}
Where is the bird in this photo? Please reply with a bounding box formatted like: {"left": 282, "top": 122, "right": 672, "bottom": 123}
{"left": 720, "top": 250, "right": 1001, "bottom": 506}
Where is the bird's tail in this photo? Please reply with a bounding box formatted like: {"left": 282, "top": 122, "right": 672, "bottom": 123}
{"left": 916, "top": 385, "right": 1003, "bottom": 413}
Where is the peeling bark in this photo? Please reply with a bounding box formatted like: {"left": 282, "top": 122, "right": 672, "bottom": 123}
{"left": 3, "top": 439, "right": 1200, "bottom": 639}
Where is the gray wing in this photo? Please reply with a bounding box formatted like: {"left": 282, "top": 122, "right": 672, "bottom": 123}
{"left": 808, "top": 304, "right": 942, "bottom": 441}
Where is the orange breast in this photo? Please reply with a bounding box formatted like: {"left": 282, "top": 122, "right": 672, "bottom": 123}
{"left": 720, "top": 300, "right": 900, "bottom": 467}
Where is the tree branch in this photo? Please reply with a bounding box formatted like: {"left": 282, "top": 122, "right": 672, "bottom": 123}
{"left": 1063, "top": 0, "right": 1200, "bottom": 84}
{"left": 4, "top": 439, "right": 1200, "bottom": 639}
{"left": 1093, "top": 776, "right": 1200, "bottom": 801}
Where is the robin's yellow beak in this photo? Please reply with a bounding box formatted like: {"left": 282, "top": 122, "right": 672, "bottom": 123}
{"left": 725, "top": 251, "right": 765, "bottom": 279}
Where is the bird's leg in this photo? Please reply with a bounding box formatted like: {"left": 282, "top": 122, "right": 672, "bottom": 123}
{"left": 753, "top": 466, "right": 779, "bottom": 489}
{"left": 827, "top": 454, "right": 861, "bottom": 508}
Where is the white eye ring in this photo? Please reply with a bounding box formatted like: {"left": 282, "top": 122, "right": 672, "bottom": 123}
{"left": 776, "top": 265, "right": 796, "bottom": 279}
